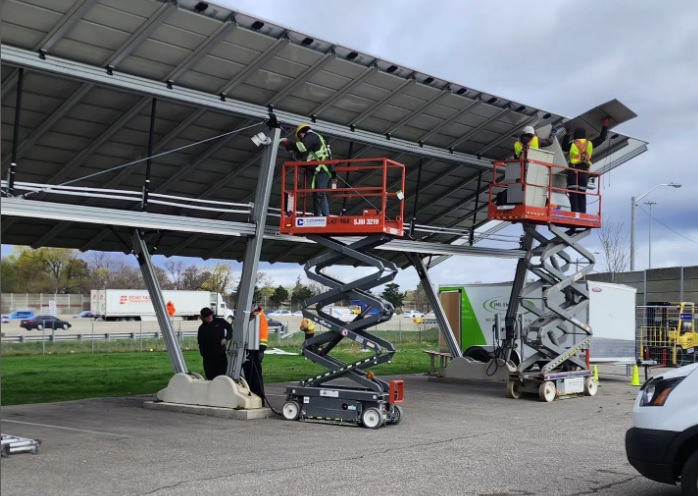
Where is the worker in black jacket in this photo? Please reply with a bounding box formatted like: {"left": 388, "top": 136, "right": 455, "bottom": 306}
{"left": 196, "top": 307, "right": 232, "bottom": 380}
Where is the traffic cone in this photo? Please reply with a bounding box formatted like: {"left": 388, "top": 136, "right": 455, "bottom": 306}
{"left": 630, "top": 364, "right": 641, "bottom": 386}
{"left": 593, "top": 365, "right": 599, "bottom": 383}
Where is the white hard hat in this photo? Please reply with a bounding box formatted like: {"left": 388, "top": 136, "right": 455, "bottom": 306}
{"left": 522, "top": 126, "right": 535, "bottom": 135}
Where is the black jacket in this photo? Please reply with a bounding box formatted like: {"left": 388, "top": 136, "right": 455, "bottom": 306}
{"left": 197, "top": 317, "right": 232, "bottom": 356}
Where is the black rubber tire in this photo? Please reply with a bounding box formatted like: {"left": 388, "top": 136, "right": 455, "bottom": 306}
{"left": 681, "top": 449, "right": 698, "bottom": 496}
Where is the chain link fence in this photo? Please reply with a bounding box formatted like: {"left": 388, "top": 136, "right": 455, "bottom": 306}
{"left": 637, "top": 303, "right": 697, "bottom": 367}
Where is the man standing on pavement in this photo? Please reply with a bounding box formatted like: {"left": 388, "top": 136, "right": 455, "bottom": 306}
{"left": 242, "top": 304, "right": 269, "bottom": 403}
{"left": 196, "top": 307, "right": 232, "bottom": 380}
{"left": 281, "top": 124, "right": 336, "bottom": 216}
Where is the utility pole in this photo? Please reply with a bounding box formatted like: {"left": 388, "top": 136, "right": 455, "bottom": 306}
{"left": 645, "top": 201, "right": 657, "bottom": 269}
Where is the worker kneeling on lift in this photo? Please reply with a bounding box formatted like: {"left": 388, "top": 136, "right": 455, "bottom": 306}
{"left": 279, "top": 157, "right": 406, "bottom": 428}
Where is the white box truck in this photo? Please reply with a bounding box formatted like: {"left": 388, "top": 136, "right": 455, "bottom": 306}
{"left": 438, "top": 280, "right": 637, "bottom": 364}
{"left": 90, "top": 289, "right": 234, "bottom": 322}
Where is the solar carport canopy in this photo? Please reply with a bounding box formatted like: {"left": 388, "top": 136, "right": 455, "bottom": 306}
{"left": 0, "top": 0, "right": 647, "bottom": 266}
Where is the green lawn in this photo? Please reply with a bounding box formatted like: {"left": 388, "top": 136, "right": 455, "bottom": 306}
{"left": 1, "top": 337, "right": 439, "bottom": 406}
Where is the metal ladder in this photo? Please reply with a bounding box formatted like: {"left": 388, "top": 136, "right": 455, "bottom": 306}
{"left": 1, "top": 434, "right": 41, "bottom": 456}
{"left": 501, "top": 224, "right": 598, "bottom": 401}
{"left": 282, "top": 233, "right": 404, "bottom": 427}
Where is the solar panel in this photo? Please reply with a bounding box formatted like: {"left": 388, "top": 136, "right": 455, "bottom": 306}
{"left": 0, "top": 0, "right": 647, "bottom": 266}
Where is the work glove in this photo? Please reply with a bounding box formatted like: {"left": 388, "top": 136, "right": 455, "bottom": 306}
{"left": 280, "top": 138, "right": 293, "bottom": 150}
{"left": 550, "top": 125, "right": 561, "bottom": 136}
{"left": 602, "top": 117, "right": 610, "bottom": 127}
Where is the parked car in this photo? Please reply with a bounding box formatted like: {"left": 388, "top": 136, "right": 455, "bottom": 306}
{"left": 20, "top": 315, "right": 72, "bottom": 331}
{"left": 1, "top": 315, "right": 9, "bottom": 324}
{"left": 625, "top": 363, "right": 698, "bottom": 494}
{"left": 402, "top": 310, "right": 424, "bottom": 318}
{"left": 73, "top": 311, "right": 96, "bottom": 319}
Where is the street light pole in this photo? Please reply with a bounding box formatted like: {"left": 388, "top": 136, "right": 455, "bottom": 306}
{"left": 630, "top": 182, "right": 682, "bottom": 271}
{"left": 645, "top": 201, "right": 657, "bottom": 269}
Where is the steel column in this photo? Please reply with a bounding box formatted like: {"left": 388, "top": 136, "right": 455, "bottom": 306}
{"left": 409, "top": 158, "right": 424, "bottom": 237}
{"left": 7, "top": 69, "right": 24, "bottom": 195}
{"left": 228, "top": 124, "right": 281, "bottom": 380}
{"left": 406, "top": 252, "right": 462, "bottom": 358}
{"left": 469, "top": 172, "right": 483, "bottom": 245}
{"left": 142, "top": 99, "right": 157, "bottom": 210}
{"left": 131, "top": 230, "right": 187, "bottom": 374}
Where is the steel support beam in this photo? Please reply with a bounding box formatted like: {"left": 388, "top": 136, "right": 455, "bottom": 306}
{"left": 31, "top": 222, "right": 71, "bottom": 249}
{"left": 267, "top": 51, "right": 336, "bottom": 106}
{"left": 384, "top": 89, "right": 451, "bottom": 135}
{"left": 309, "top": 64, "right": 377, "bottom": 117}
{"left": 406, "top": 252, "right": 462, "bottom": 358}
{"left": 2, "top": 45, "right": 493, "bottom": 170}
{"left": 1, "top": 69, "right": 20, "bottom": 100}
{"left": 2, "top": 84, "right": 93, "bottom": 169}
{"left": 416, "top": 99, "right": 482, "bottom": 142}
{"left": 476, "top": 114, "right": 543, "bottom": 156}
{"left": 228, "top": 125, "right": 281, "bottom": 381}
{"left": 168, "top": 18, "right": 237, "bottom": 82}
{"left": 40, "top": 0, "right": 99, "bottom": 53}
{"left": 447, "top": 107, "right": 510, "bottom": 150}
{"left": 219, "top": 36, "right": 290, "bottom": 96}
{"left": 108, "top": 1, "right": 177, "bottom": 68}
{"left": 131, "top": 229, "right": 187, "bottom": 374}
{"left": 350, "top": 75, "right": 416, "bottom": 127}
{"left": 1, "top": 195, "right": 527, "bottom": 259}
{"left": 142, "top": 98, "right": 157, "bottom": 210}
{"left": 469, "top": 172, "right": 483, "bottom": 245}
{"left": 7, "top": 68, "right": 24, "bottom": 195}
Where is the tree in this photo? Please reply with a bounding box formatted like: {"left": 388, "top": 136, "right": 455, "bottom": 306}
{"left": 290, "top": 277, "right": 314, "bottom": 311}
{"left": 597, "top": 218, "right": 630, "bottom": 281}
{"left": 413, "top": 282, "right": 432, "bottom": 313}
{"left": 381, "top": 283, "right": 405, "bottom": 312}
{"left": 270, "top": 285, "right": 289, "bottom": 308}
{"left": 164, "top": 260, "right": 186, "bottom": 289}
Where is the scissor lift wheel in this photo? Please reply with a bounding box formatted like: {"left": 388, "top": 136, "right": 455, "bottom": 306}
{"left": 361, "top": 408, "right": 384, "bottom": 429}
{"left": 538, "top": 381, "right": 557, "bottom": 403}
{"left": 584, "top": 377, "right": 598, "bottom": 396}
{"left": 506, "top": 381, "right": 522, "bottom": 399}
{"left": 282, "top": 401, "right": 301, "bottom": 421}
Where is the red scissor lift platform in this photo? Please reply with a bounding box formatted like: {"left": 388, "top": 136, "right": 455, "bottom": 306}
{"left": 280, "top": 157, "right": 405, "bottom": 236}
{"left": 487, "top": 154, "right": 602, "bottom": 228}
{"left": 279, "top": 157, "right": 406, "bottom": 428}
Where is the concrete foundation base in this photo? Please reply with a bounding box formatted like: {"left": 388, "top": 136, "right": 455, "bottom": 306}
{"left": 143, "top": 400, "right": 274, "bottom": 420}
{"left": 155, "top": 373, "right": 263, "bottom": 410}
{"left": 442, "top": 357, "right": 516, "bottom": 383}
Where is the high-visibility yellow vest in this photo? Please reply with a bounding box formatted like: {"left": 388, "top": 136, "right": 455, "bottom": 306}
{"left": 295, "top": 130, "right": 332, "bottom": 187}
{"left": 569, "top": 139, "right": 593, "bottom": 165}
{"left": 514, "top": 135, "right": 539, "bottom": 157}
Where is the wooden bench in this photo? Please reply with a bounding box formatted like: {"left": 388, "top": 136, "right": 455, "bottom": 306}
{"left": 423, "top": 350, "right": 452, "bottom": 377}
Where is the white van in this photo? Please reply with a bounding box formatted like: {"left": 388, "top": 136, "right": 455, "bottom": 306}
{"left": 625, "top": 363, "right": 698, "bottom": 495}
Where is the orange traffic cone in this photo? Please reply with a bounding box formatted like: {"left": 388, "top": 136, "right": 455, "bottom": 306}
{"left": 630, "top": 364, "right": 641, "bottom": 386}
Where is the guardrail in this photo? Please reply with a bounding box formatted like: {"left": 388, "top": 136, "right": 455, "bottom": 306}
{"left": 1, "top": 326, "right": 287, "bottom": 343}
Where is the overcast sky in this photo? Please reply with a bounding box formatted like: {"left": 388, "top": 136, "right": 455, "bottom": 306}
{"left": 3, "top": 0, "right": 697, "bottom": 292}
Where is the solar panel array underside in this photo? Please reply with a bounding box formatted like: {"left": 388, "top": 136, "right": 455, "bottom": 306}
{"left": 0, "top": 0, "right": 647, "bottom": 266}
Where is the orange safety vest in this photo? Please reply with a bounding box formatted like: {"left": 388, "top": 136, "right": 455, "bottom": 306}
{"left": 514, "top": 135, "right": 539, "bottom": 157}
{"left": 569, "top": 139, "right": 593, "bottom": 165}
{"left": 253, "top": 309, "right": 269, "bottom": 345}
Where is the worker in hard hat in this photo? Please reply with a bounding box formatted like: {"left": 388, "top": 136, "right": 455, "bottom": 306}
{"left": 300, "top": 317, "right": 317, "bottom": 352}
{"left": 513, "top": 125, "right": 559, "bottom": 159}
{"left": 281, "top": 124, "right": 336, "bottom": 216}
{"left": 560, "top": 118, "right": 609, "bottom": 213}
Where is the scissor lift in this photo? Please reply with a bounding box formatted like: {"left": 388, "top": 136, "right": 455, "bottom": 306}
{"left": 279, "top": 158, "right": 405, "bottom": 428}
{"left": 488, "top": 149, "right": 602, "bottom": 402}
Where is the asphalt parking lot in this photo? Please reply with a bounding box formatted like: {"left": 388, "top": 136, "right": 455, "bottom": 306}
{"left": 0, "top": 366, "right": 679, "bottom": 496}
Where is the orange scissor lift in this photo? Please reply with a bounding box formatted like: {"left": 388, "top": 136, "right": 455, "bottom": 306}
{"left": 486, "top": 148, "right": 603, "bottom": 402}
{"left": 279, "top": 158, "right": 405, "bottom": 428}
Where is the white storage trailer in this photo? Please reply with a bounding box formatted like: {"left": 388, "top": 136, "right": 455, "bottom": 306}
{"left": 90, "top": 290, "right": 234, "bottom": 322}
{"left": 438, "top": 280, "right": 637, "bottom": 364}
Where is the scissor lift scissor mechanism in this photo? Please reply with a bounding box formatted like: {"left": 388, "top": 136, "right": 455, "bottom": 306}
{"left": 279, "top": 158, "right": 405, "bottom": 427}
{"left": 488, "top": 150, "right": 602, "bottom": 402}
